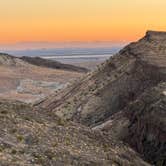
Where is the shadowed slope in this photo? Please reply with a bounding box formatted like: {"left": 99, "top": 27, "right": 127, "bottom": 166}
{"left": 20, "top": 56, "right": 89, "bottom": 73}
{"left": 93, "top": 82, "right": 166, "bottom": 165}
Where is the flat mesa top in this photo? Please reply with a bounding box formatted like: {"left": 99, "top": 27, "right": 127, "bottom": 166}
{"left": 145, "top": 30, "right": 166, "bottom": 40}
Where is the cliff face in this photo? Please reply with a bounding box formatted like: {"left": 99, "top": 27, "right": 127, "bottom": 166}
{"left": 124, "top": 83, "right": 166, "bottom": 165}
{"left": 37, "top": 31, "right": 166, "bottom": 165}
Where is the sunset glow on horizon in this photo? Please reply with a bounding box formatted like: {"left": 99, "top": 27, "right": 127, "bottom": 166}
{"left": 0, "top": 0, "right": 166, "bottom": 44}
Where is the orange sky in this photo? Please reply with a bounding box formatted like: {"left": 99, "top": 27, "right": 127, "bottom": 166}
{"left": 0, "top": 0, "right": 166, "bottom": 44}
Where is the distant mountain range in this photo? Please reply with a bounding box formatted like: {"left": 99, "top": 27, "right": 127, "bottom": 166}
{"left": 2, "top": 47, "right": 122, "bottom": 57}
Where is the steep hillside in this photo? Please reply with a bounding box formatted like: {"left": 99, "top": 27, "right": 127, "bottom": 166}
{"left": 93, "top": 82, "right": 166, "bottom": 165}
{"left": 38, "top": 31, "right": 166, "bottom": 126}
{"left": 37, "top": 31, "right": 166, "bottom": 165}
{"left": 0, "top": 100, "right": 149, "bottom": 166}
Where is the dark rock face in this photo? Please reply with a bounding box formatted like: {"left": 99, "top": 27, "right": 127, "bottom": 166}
{"left": 37, "top": 31, "right": 166, "bottom": 165}
{"left": 93, "top": 83, "right": 166, "bottom": 166}
{"left": 20, "top": 56, "right": 89, "bottom": 73}
{"left": 124, "top": 83, "right": 166, "bottom": 165}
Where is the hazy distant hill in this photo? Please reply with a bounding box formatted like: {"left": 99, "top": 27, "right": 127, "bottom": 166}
{"left": 0, "top": 53, "right": 85, "bottom": 103}
{"left": 3, "top": 47, "right": 121, "bottom": 57}
{"left": 1, "top": 47, "right": 120, "bottom": 70}
{"left": 20, "top": 56, "right": 88, "bottom": 73}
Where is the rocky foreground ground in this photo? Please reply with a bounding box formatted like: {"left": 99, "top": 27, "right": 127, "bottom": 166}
{"left": 0, "top": 100, "right": 149, "bottom": 165}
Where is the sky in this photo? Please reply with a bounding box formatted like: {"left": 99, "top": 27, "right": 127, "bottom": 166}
{"left": 0, "top": 0, "right": 166, "bottom": 45}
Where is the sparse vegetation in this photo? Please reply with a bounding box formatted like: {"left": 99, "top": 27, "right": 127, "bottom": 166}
{"left": 11, "top": 149, "right": 17, "bottom": 155}
{"left": 57, "top": 118, "right": 66, "bottom": 126}
{"left": 16, "top": 135, "right": 24, "bottom": 142}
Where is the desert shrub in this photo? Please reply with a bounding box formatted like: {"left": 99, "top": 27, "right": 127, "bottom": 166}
{"left": 16, "top": 135, "right": 24, "bottom": 142}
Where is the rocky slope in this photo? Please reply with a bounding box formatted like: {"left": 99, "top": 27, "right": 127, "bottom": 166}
{"left": 38, "top": 31, "right": 166, "bottom": 125}
{"left": 93, "top": 82, "right": 166, "bottom": 165}
{"left": 37, "top": 31, "right": 166, "bottom": 165}
{"left": 0, "top": 100, "right": 149, "bottom": 165}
